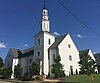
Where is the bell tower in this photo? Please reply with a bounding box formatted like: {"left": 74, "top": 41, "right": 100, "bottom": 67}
{"left": 40, "top": 0, "right": 50, "bottom": 32}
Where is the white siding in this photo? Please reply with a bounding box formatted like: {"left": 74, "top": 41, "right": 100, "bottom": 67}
{"left": 11, "top": 58, "right": 19, "bottom": 79}
{"left": 88, "top": 50, "right": 96, "bottom": 61}
{"left": 88, "top": 50, "right": 98, "bottom": 72}
{"left": 58, "top": 34, "right": 80, "bottom": 75}
{"left": 43, "top": 32, "right": 55, "bottom": 75}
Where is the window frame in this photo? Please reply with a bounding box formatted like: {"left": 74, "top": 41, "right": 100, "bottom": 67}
{"left": 69, "top": 55, "right": 72, "bottom": 61}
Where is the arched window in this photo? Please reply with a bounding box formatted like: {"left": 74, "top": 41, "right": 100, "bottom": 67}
{"left": 37, "top": 51, "right": 40, "bottom": 56}
{"left": 44, "top": 11, "right": 45, "bottom": 14}
{"left": 68, "top": 44, "right": 71, "bottom": 48}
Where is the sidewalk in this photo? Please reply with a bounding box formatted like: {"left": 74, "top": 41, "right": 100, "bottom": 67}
{"left": 0, "top": 79, "right": 41, "bottom": 83}
{"left": 0, "top": 79, "right": 62, "bottom": 83}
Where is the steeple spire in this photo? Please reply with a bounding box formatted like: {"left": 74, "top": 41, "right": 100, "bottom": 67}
{"left": 40, "top": 0, "right": 50, "bottom": 32}
{"left": 43, "top": 0, "right": 46, "bottom": 9}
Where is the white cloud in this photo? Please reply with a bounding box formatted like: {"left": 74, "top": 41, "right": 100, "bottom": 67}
{"left": 76, "top": 34, "right": 83, "bottom": 38}
{"left": 53, "top": 32, "right": 61, "bottom": 36}
{"left": 0, "top": 43, "right": 7, "bottom": 49}
{"left": 93, "top": 52, "right": 98, "bottom": 54}
{"left": 93, "top": 52, "right": 96, "bottom": 54}
{"left": 24, "top": 44, "right": 28, "bottom": 47}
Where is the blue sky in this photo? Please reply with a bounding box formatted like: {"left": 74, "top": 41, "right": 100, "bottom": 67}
{"left": 0, "top": 0, "right": 100, "bottom": 60}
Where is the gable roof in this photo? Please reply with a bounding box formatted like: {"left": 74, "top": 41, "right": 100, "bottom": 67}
{"left": 49, "top": 34, "right": 67, "bottom": 49}
{"left": 10, "top": 48, "right": 19, "bottom": 58}
{"left": 79, "top": 49, "right": 89, "bottom": 58}
{"left": 79, "top": 49, "right": 89, "bottom": 55}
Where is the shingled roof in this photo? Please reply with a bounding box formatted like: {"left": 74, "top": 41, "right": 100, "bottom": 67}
{"left": 79, "top": 49, "right": 89, "bottom": 58}
{"left": 34, "top": 31, "right": 55, "bottom": 37}
{"left": 49, "top": 34, "right": 67, "bottom": 49}
{"left": 23, "top": 46, "right": 34, "bottom": 53}
{"left": 18, "top": 46, "right": 34, "bottom": 58}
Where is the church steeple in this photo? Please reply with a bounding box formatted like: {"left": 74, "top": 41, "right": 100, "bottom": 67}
{"left": 40, "top": 0, "right": 50, "bottom": 32}
{"left": 43, "top": 0, "right": 46, "bottom": 9}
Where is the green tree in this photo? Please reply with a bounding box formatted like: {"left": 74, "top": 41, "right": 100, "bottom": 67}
{"left": 14, "top": 64, "right": 22, "bottom": 78}
{"left": 7, "top": 67, "right": 12, "bottom": 78}
{"left": 2, "top": 67, "right": 7, "bottom": 79}
{"left": 2, "top": 67, "right": 12, "bottom": 79}
{"left": 0, "top": 57, "right": 4, "bottom": 77}
{"left": 79, "top": 54, "right": 97, "bottom": 82}
{"left": 0, "top": 57, "right": 4, "bottom": 68}
{"left": 79, "top": 55, "right": 96, "bottom": 75}
{"left": 51, "top": 55, "right": 65, "bottom": 78}
{"left": 32, "top": 60, "right": 40, "bottom": 75}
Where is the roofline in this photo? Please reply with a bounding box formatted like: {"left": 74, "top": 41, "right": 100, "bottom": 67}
{"left": 79, "top": 49, "right": 90, "bottom": 52}
{"left": 49, "top": 33, "right": 68, "bottom": 49}
{"left": 34, "top": 31, "right": 55, "bottom": 37}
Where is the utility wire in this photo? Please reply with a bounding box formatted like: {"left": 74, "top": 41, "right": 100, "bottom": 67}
{"left": 56, "top": 0, "right": 100, "bottom": 36}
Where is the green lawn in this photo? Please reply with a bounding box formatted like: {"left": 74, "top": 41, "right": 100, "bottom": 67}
{"left": 64, "top": 74, "right": 100, "bottom": 83}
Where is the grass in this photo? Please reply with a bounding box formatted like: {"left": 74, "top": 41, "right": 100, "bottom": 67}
{"left": 64, "top": 74, "right": 100, "bottom": 83}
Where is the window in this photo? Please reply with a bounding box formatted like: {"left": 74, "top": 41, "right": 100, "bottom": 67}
{"left": 44, "top": 11, "right": 45, "bottom": 14}
{"left": 38, "top": 39, "right": 40, "bottom": 45}
{"left": 53, "top": 54, "right": 56, "bottom": 61}
{"left": 44, "top": 23, "right": 46, "bottom": 29}
{"left": 68, "top": 44, "right": 71, "bottom": 48}
{"left": 69, "top": 55, "right": 72, "bottom": 61}
{"left": 37, "top": 51, "right": 40, "bottom": 56}
{"left": 30, "top": 58, "right": 32, "bottom": 63}
{"left": 48, "top": 39, "right": 51, "bottom": 45}
{"left": 32, "top": 50, "right": 34, "bottom": 55}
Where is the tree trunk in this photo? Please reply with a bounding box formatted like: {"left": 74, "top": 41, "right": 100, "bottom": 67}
{"left": 89, "top": 75, "right": 92, "bottom": 83}
{"left": 91, "top": 73, "right": 94, "bottom": 80}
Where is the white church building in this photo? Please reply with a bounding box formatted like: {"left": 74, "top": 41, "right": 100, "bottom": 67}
{"left": 5, "top": 4, "right": 80, "bottom": 79}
